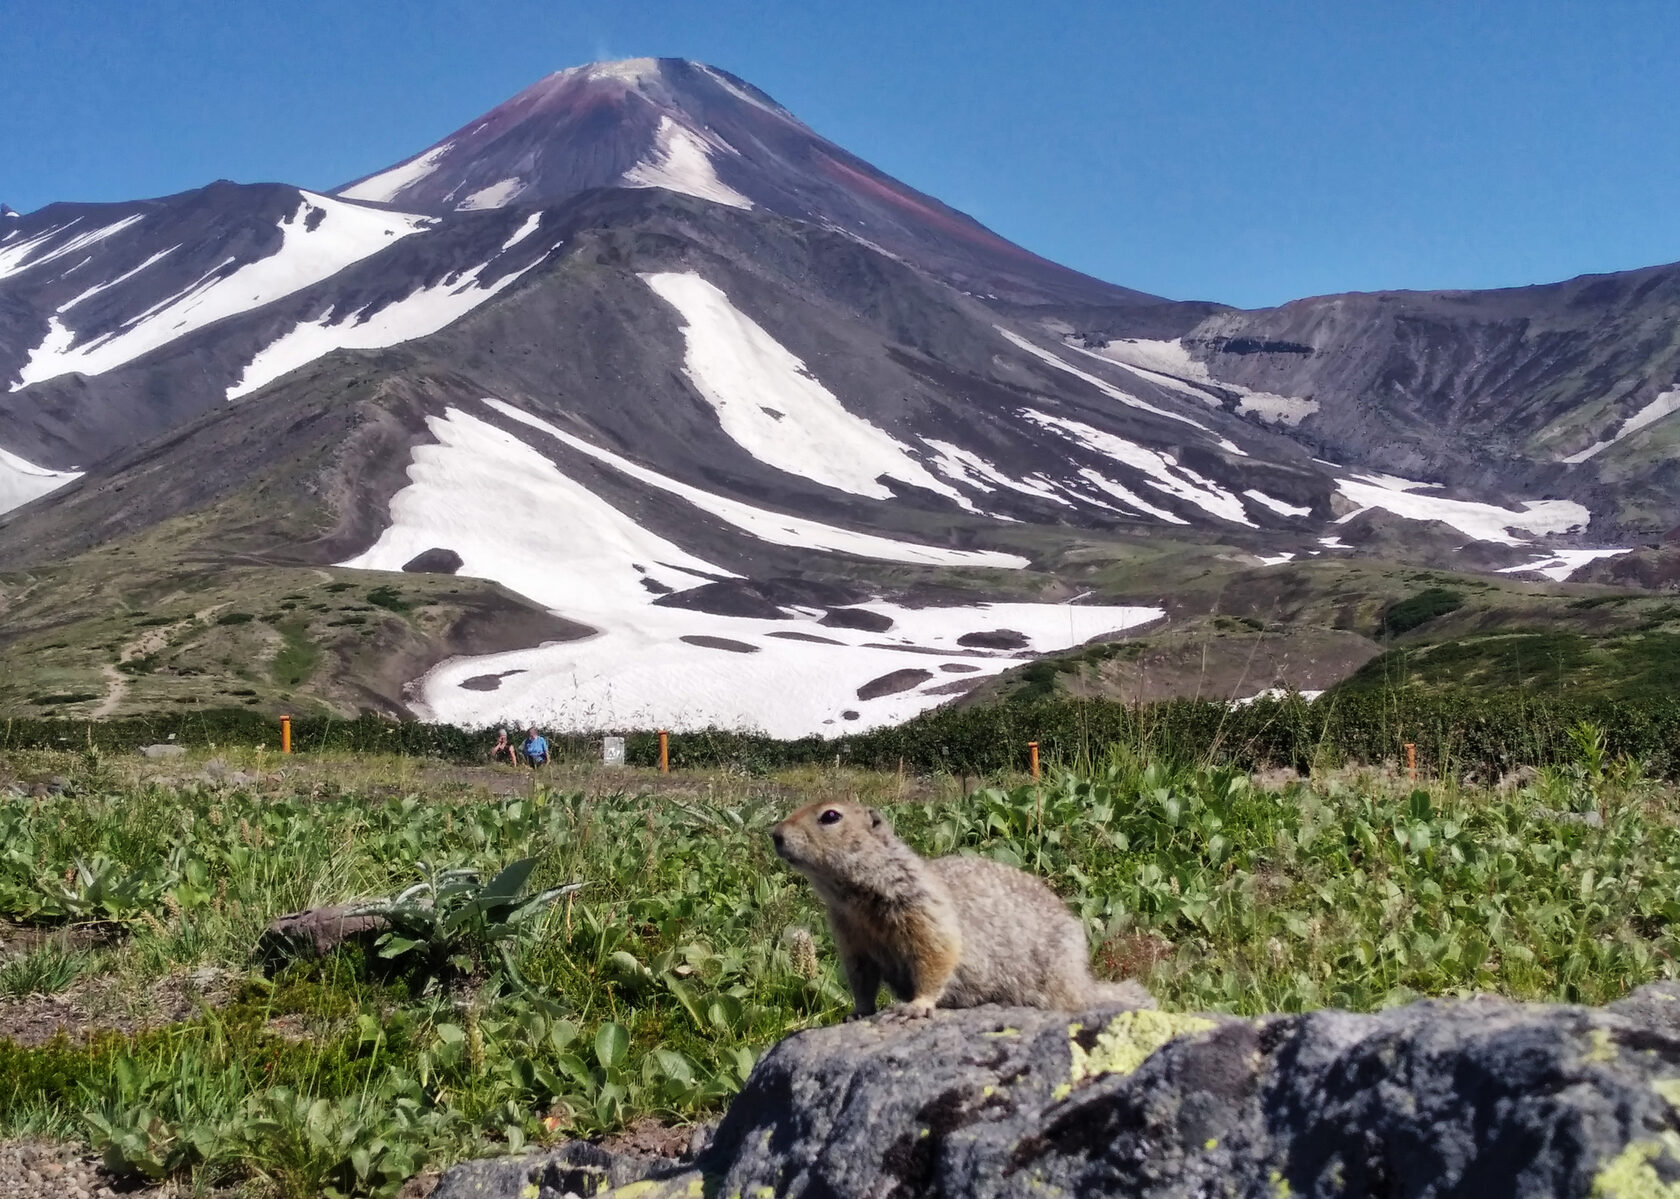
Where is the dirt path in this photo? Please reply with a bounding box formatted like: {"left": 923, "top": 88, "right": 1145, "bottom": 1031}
{"left": 90, "top": 609, "right": 220, "bottom": 718}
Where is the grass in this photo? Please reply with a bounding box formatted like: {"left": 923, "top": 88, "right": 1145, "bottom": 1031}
{"left": 0, "top": 940, "right": 90, "bottom": 999}
{"left": 0, "top": 739, "right": 1677, "bottom": 1194}
{"left": 1338, "top": 627, "right": 1680, "bottom": 700}
{"left": 271, "top": 621, "right": 320, "bottom": 689}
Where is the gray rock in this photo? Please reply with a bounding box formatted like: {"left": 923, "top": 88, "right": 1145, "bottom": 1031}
{"left": 256, "top": 903, "right": 389, "bottom": 964}
{"left": 139, "top": 743, "right": 185, "bottom": 760}
{"left": 431, "top": 983, "right": 1680, "bottom": 1198}
{"left": 430, "top": 1142, "right": 654, "bottom": 1199}
{"left": 202, "top": 757, "right": 230, "bottom": 780}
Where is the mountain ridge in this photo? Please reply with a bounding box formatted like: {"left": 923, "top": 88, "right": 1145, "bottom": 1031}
{"left": 1, "top": 57, "right": 1673, "bottom": 733}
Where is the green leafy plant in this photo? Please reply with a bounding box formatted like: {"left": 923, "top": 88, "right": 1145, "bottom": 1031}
{"left": 234, "top": 1087, "right": 444, "bottom": 1199}
{"left": 0, "top": 940, "right": 90, "bottom": 998}
{"left": 44, "top": 854, "right": 167, "bottom": 926}
{"left": 353, "top": 858, "right": 582, "bottom": 990}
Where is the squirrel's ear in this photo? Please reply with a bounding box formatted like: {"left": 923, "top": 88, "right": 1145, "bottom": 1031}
{"left": 868, "top": 808, "right": 884, "bottom": 828}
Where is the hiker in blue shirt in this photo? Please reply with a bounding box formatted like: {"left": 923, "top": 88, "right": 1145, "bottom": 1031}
{"left": 522, "top": 727, "right": 549, "bottom": 768}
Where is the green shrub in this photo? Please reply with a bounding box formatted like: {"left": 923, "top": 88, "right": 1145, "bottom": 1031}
{"left": 1382, "top": 587, "right": 1465, "bottom": 637}
{"left": 365, "top": 586, "right": 409, "bottom": 613}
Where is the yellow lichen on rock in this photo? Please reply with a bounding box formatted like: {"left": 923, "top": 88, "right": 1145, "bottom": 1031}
{"left": 1055, "top": 1010, "right": 1218, "bottom": 1098}
{"left": 603, "top": 1179, "right": 710, "bottom": 1199}
{"left": 1593, "top": 1137, "right": 1680, "bottom": 1199}
{"left": 1585, "top": 1027, "right": 1619, "bottom": 1065}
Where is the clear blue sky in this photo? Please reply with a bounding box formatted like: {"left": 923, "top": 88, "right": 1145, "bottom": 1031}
{"left": 6, "top": 0, "right": 1680, "bottom": 308}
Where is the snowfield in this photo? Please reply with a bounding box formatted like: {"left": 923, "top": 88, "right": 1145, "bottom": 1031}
{"left": 1243, "top": 489, "right": 1313, "bottom": 519}
{"left": 482, "top": 399, "right": 1027, "bottom": 568}
{"left": 229, "top": 248, "right": 547, "bottom": 399}
{"left": 455, "top": 179, "right": 529, "bottom": 211}
{"left": 1335, "top": 474, "right": 1589, "bottom": 545}
{"left": 1001, "top": 329, "right": 1243, "bottom": 453}
{"left": 0, "top": 444, "right": 81, "bottom": 516}
{"left": 338, "top": 143, "right": 455, "bottom": 205}
{"left": 920, "top": 438, "right": 1073, "bottom": 509}
{"left": 0, "top": 214, "right": 145, "bottom": 283}
{"left": 1495, "top": 548, "right": 1632, "bottom": 582}
{"left": 1023, "top": 410, "right": 1255, "bottom": 525}
{"left": 11, "top": 193, "right": 429, "bottom": 391}
{"left": 1562, "top": 389, "right": 1680, "bottom": 463}
{"left": 56, "top": 247, "right": 179, "bottom": 314}
{"left": 1065, "top": 335, "right": 1320, "bottom": 426}
{"left": 343, "top": 407, "right": 1160, "bottom": 736}
{"left": 642, "top": 272, "right": 973, "bottom": 507}
{"left": 623, "top": 117, "right": 753, "bottom": 210}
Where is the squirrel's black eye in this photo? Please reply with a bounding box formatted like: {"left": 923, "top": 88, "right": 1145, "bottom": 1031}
{"left": 818, "top": 809, "right": 843, "bottom": 825}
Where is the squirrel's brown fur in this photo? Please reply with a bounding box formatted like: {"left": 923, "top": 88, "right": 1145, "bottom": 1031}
{"left": 772, "top": 800, "right": 1153, "bottom": 1019}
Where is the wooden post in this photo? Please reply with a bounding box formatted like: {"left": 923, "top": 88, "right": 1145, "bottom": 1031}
{"left": 280, "top": 714, "right": 292, "bottom": 755}
{"left": 1404, "top": 741, "right": 1416, "bottom": 783}
{"left": 1029, "top": 740, "right": 1040, "bottom": 780}
{"left": 659, "top": 729, "right": 669, "bottom": 774}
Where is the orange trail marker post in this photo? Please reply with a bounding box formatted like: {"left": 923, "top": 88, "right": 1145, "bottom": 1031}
{"left": 1404, "top": 742, "right": 1417, "bottom": 783}
{"left": 659, "top": 730, "right": 669, "bottom": 774}
{"left": 1029, "top": 740, "right": 1040, "bottom": 780}
{"left": 280, "top": 715, "right": 292, "bottom": 755}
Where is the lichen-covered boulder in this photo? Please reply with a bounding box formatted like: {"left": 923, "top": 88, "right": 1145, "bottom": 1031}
{"left": 432, "top": 984, "right": 1680, "bottom": 1198}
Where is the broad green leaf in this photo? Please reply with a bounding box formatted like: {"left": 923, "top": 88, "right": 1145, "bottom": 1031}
{"left": 595, "top": 1021, "right": 630, "bottom": 1070}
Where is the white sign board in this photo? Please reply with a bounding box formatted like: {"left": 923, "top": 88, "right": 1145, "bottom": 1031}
{"left": 602, "top": 736, "right": 626, "bottom": 767}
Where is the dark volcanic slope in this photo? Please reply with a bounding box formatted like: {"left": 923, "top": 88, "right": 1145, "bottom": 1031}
{"left": 1186, "top": 269, "right": 1680, "bottom": 533}
{"left": 335, "top": 58, "right": 1154, "bottom": 309}
{"left": 0, "top": 186, "right": 1334, "bottom": 570}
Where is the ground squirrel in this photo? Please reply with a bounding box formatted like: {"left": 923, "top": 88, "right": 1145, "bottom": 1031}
{"left": 772, "top": 799, "right": 1153, "bottom": 1018}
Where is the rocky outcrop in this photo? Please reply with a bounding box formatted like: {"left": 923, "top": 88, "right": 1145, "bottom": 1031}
{"left": 432, "top": 984, "right": 1680, "bottom": 1198}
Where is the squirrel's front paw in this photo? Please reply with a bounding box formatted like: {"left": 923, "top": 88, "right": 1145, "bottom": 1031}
{"left": 881, "top": 999, "right": 937, "bottom": 1022}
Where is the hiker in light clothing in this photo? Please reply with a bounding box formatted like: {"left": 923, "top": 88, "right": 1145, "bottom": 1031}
{"left": 522, "top": 727, "right": 550, "bottom": 768}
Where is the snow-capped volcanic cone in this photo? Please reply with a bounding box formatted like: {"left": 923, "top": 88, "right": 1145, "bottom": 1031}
{"left": 336, "top": 57, "right": 1150, "bottom": 307}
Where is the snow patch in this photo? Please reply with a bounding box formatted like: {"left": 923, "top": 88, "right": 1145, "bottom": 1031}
{"left": 483, "top": 400, "right": 1026, "bottom": 568}
{"left": 698, "top": 65, "right": 793, "bottom": 118}
{"left": 230, "top": 253, "right": 544, "bottom": 399}
{"left": 1562, "top": 389, "right": 1680, "bottom": 463}
{"left": 1073, "top": 468, "right": 1186, "bottom": 523}
{"left": 623, "top": 117, "right": 752, "bottom": 210}
{"left": 56, "top": 247, "right": 178, "bottom": 313}
{"left": 1237, "top": 392, "right": 1319, "bottom": 425}
{"left": 1061, "top": 339, "right": 1221, "bottom": 407}
{"left": 1495, "top": 548, "right": 1633, "bottom": 582}
{"left": 339, "top": 142, "right": 454, "bottom": 204}
{"left": 1335, "top": 474, "right": 1589, "bottom": 545}
{"left": 1077, "top": 336, "right": 1317, "bottom": 426}
{"left": 13, "top": 193, "right": 428, "bottom": 391}
{"left": 587, "top": 58, "right": 662, "bottom": 85}
{"left": 642, "top": 272, "right": 971, "bottom": 507}
{"left": 920, "top": 439, "right": 1071, "bottom": 507}
{"left": 1001, "top": 329, "right": 1240, "bottom": 452}
{"left": 343, "top": 406, "right": 1160, "bottom": 737}
{"left": 501, "top": 213, "right": 543, "bottom": 251}
{"left": 455, "top": 178, "right": 527, "bottom": 211}
{"left": 0, "top": 444, "right": 80, "bottom": 515}
{"left": 0, "top": 214, "right": 143, "bottom": 283}
{"left": 1243, "top": 489, "right": 1312, "bottom": 518}
{"left": 1255, "top": 553, "right": 1296, "bottom": 566}
{"left": 1022, "top": 410, "right": 1255, "bottom": 526}
{"left": 1233, "top": 687, "right": 1323, "bottom": 707}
